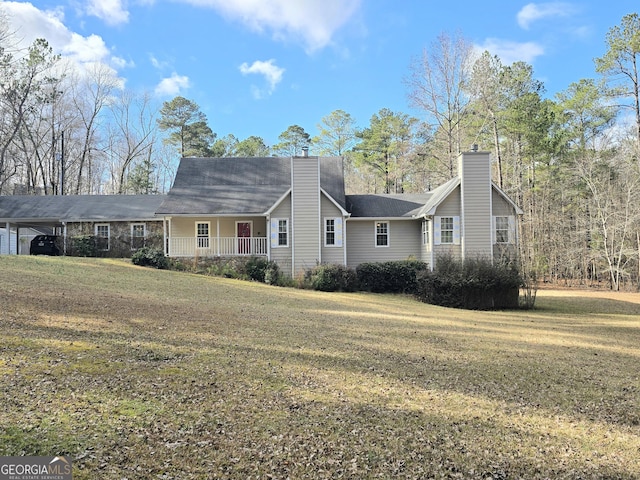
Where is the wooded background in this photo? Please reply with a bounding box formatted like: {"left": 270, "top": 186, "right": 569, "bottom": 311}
{"left": 2, "top": 11, "right": 639, "bottom": 290}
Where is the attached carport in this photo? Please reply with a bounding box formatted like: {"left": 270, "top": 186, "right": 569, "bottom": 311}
{"left": 0, "top": 195, "right": 166, "bottom": 255}
{"left": 0, "top": 196, "right": 66, "bottom": 255}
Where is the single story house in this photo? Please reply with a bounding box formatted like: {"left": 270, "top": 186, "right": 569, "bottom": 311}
{"left": 0, "top": 150, "right": 522, "bottom": 276}
{"left": 0, "top": 195, "right": 165, "bottom": 256}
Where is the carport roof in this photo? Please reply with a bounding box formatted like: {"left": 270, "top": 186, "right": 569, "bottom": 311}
{"left": 0, "top": 194, "right": 166, "bottom": 225}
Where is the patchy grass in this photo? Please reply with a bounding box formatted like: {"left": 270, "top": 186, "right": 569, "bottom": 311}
{"left": 1, "top": 255, "right": 639, "bottom": 479}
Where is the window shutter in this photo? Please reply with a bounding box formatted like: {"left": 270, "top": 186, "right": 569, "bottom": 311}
{"left": 508, "top": 215, "right": 516, "bottom": 244}
{"left": 453, "top": 216, "right": 461, "bottom": 245}
{"left": 334, "top": 217, "right": 343, "bottom": 247}
{"left": 270, "top": 218, "right": 279, "bottom": 248}
{"left": 434, "top": 216, "right": 441, "bottom": 245}
{"left": 491, "top": 216, "right": 497, "bottom": 244}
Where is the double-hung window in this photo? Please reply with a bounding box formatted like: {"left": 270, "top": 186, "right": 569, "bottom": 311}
{"left": 434, "top": 216, "right": 460, "bottom": 245}
{"left": 422, "top": 220, "right": 430, "bottom": 245}
{"left": 325, "top": 218, "right": 336, "bottom": 246}
{"left": 278, "top": 219, "right": 289, "bottom": 246}
{"left": 95, "top": 224, "right": 110, "bottom": 251}
{"left": 131, "top": 223, "right": 146, "bottom": 250}
{"left": 375, "top": 221, "right": 389, "bottom": 247}
{"left": 323, "top": 217, "right": 343, "bottom": 247}
{"left": 270, "top": 218, "right": 289, "bottom": 248}
{"left": 495, "top": 216, "right": 510, "bottom": 243}
{"left": 196, "top": 222, "right": 210, "bottom": 249}
{"left": 440, "top": 217, "right": 455, "bottom": 244}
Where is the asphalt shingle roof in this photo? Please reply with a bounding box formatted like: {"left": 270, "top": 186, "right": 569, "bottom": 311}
{"left": 0, "top": 194, "right": 166, "bottom": 223}
{"left": 345, "top": 193, "right": 433, "bottom": 218}
{"left": 157, "top": 156, "right": 346, "bottom": 215}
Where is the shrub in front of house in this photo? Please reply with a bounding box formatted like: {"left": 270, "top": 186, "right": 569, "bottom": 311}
{"left": 309, "top": 263, "right": 358, "bottom": 292}
{"left": 264, "top": 261, "right": 284, "bottom": 286}
{"left": 70, "top": 235, "right": 97, "bottom": 257}
{"left": 415, "top": 254, "right": 522, "bottom": 310}
{"left": 356, "top": 260, "right": 429, "bottom": 294}
{"left": 131, "top": 246, "right": 169, "bottom": 269}
{"left": 244, "top": 256, "right": 271, "bottom": 282}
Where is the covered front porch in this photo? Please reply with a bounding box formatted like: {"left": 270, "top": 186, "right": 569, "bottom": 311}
{"left": 164, "top": 215, "right": 269, "bottom": 258}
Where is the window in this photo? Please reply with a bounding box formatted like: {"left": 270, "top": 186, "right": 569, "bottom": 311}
{"left": 95, "top": 224, "right": 110, "bottom": 251}
{"left": 278, "top": 219, "right": 289, "bottom": 246}
{"left": 324, "top": 217, "right": 343, "bottom": 247}
{"left": 434, "top": 216, "right": 460, "bottom": 245}
{"left": 495, "top": 216, "right": 509, "bottom": 243}
{"left": 375, "top": 221, "right": 389, "bottom": 247}
{"left": 325, "top": 218, "right": 335, "bottom": 246}
{"left": 440, "top": 217, "right": 454, "bottom": 244}
{"left": 131, "top": 223, "right": 146, "bottom": 250}
{"left": 196, "top": 222, "right": 210, "bottom": 248}
{"left": 270, "top": 218, "right": 289, "bottom": 248}
{"left": 422, "top": 220, "right": 430, "bottom": 245}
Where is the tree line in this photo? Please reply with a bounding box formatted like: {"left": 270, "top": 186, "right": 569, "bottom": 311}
{"left": 1, "top": 8, "right": 640, "bottom": 290}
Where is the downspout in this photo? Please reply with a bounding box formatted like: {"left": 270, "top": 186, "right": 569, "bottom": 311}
{"left": 429, "top": 216, "right": 435, "bottom": 271}
{"left": 343, "top": 216, "right": 348, "bottom": 267}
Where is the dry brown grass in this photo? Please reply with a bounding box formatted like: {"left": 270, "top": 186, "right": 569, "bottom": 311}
{"left": 1, "top": 255, "right": 639, "bottom": 479}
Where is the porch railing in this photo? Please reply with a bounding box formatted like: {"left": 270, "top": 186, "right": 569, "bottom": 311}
{"left": 168, "top": 236, "right": 268, "bottom": 257}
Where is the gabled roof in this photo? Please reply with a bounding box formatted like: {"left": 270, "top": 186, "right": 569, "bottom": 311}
{"left": 0, "top": 194, "right": 166, "bottom": 224}
{"left": 415, "top": 177, "right": 460, "bottom": 217}
{"left": 157, "top": 156, "right": 346, "bottom": 215}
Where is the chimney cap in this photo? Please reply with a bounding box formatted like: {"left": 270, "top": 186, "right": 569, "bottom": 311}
{"left": 301, "top": 146, "right": 309, "bottom": 157}
{"left": 470, "top": 144, "right": 479, "bottom": 152}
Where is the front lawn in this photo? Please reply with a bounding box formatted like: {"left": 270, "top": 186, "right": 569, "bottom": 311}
{"left": 1, "top": 256, "right": 639, "bottom": 479}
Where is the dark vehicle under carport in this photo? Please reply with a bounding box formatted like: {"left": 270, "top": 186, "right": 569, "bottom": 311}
{"left": 30, "top": 235, "right": 60, "bottom": 255}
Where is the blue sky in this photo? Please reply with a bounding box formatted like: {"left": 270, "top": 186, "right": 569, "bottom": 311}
{"left": 2, "top": 0, "right": 637, "bottom": 146}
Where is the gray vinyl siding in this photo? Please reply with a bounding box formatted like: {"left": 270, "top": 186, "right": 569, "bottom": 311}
{"left": 291, "top": 157, "right": 321, "bottom": 275}
{"left": 460, "top": 151, "right": 492, "bottom": 259}
{"left": 346, "top": 219, "right": 422, "bottom": 268}
{"left": 491, "top": 189, "right": 518, "bottom": 261}
{"left": 269, "top": 195, "right": 292, "bottom": 275}
{"left": 432, "top": 187, "right": 462, "bottom": 261}
{"left": 492, "top": 190, "right": 514, "bottom": 216}
{"left": 320, "top": 194, "right": 345, "bottom": 265}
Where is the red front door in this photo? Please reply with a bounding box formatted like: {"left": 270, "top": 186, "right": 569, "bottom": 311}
{"left": 237, "top": 222, "right": 251, "bottom": 254}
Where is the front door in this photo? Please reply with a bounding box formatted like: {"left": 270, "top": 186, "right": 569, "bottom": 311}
{"left": 237, "top": 221, "right": 251, "bottom": 254}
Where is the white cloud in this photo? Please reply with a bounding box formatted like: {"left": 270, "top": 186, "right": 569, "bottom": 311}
{"left": 85, "top": 0, "right": 129, "bottom": 26}
{"left": 517, "top": 2, "right": 576, "bottom": 30}
{"left": 1, "top": 2, "right": 128, "bottom": 72}
{"left": 154, "top": 73, "right": 191, "bottom": 96}
{"left": 476, "top": 39, "right": 545, "bottom": 65}
{"left": 239, "top": 59, "right": 284, "bottom": 98}
{"left": 177, "top": 0, "right": 361, "bottom": 52}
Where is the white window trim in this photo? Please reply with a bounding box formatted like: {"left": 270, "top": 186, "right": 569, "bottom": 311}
{"left": 324, "top": 217, "right": 343, "bottom": 247}
{"left": 434, "top": 216, "right": 460, "bottom": 246}
{"left": 95, "top": 223, "right": 110, "bottom": 251}
{"left": 271, "top": 218, "right": 289, "bottom": 248}
{"left": 131, "top": 223, "right": 146, "bottom": 250}
{"left": 422, "top": 219, "right": 430, "bottom": 245}
{"left": 493, "top": 215, "right": 516, "bottom": 244}
{"left": 375, "top": 221, "right": 390, "bottom": 248}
